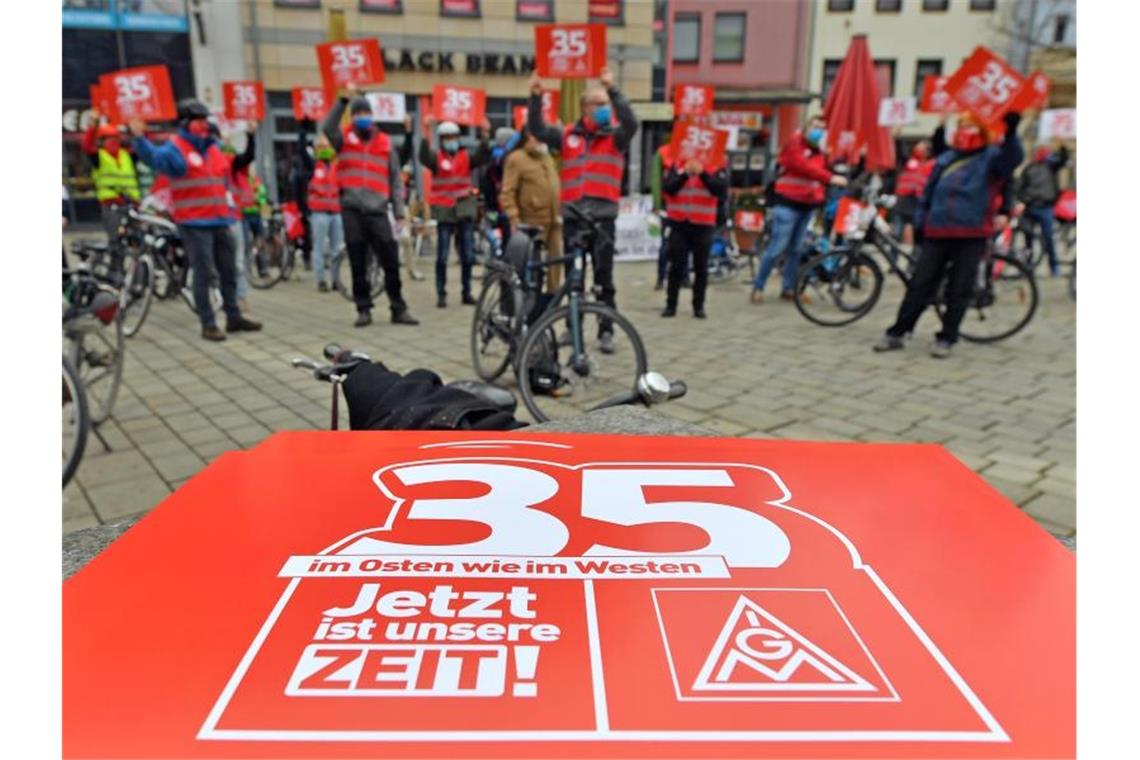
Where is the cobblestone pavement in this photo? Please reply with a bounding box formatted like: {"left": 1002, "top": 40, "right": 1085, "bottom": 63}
{"left": 63, "top": 254, "right": 1076, "bottom": 537}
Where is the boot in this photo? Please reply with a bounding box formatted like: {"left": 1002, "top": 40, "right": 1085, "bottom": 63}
{"left": 354, "top": 310, "right": 372, "bottom": 328}
{"left": 202, "top": 325, "right": 226, "bottom": 342}
{"left": 226, "top": 316, "right": 262, "bottom": 333}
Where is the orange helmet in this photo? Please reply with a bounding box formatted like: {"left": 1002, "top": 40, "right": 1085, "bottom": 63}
{"left": 97, "top": 123, "right": 121, "bottom": 139}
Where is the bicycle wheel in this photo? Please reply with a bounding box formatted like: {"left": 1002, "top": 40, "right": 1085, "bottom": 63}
{"left": 181, "top": 266, "right": 223, "bottom": 314}
{"left": 515, "top": 302, "right": 647, "bottom": 424}
{"left": 333, "top": 249, "right": 385, "bottom": 300}
{"left": 68, "top": 300, "right": 125, "bottom": 425}
{"left": 793, "top": 250, "right": 884, "bottom": 327}
{"left": 247, "top": 234, "right": 285, "bottom": 289}
{"left": 120, "top": 253, "right": 155, "bottom": 338}
{"left": 63, "top": 355, "right": 89, "bottom": 487}
{"left": 707, "top": 257, "right": 739, "bottom": 285}
{"left": 280, "top": 240, "right": 297, "bottom": 280}
{"left": 951, "top": 253, "right": 1039, "bottom": 344}
{"left": 470, "top": 270, "right": 521, "bottom": 381}
{"left": 1068, "top": 260, "right": 1076, "bottom": 300}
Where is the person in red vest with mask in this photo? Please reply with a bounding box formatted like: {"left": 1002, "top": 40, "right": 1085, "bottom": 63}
{"left": 321, "top": 83, "right": 418, "bottom": 328}
{"left": 661, "top": 154, "right": 728, "bottom": 319}
{"left": 751, "top": 115, "right": 847, "bottom": 304}
{"left": 893, "top": 140, "right": 934, "bottom": 244}
{"left": 306, "top": 132, "right": 343, "bottom": 293}
{"left": 130, "top": 99, "right": 262, "bottom": 341}
{"left": 419, "top": 115, "right": 491, "bottom": 308}
{"left": 527, "top": 66, "right": 638, "bottom": 355}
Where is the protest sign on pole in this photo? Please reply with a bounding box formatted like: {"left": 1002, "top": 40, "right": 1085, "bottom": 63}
{"left": 877, "top": 97, "right": 917, "bottom": 127}
{"left": 432, "top": 85, "right": 486, "bottom": 126}
{"left": 1038, "top": 109, "right": 1076, "bottom": 140}
{"left": 291, "top": 87, "right": 330, "bottom": 122}
{"left": 534, "top": 24, "right": 607, "bottom": 78}
{"left": 669, "top": 119, "right": 729, "bottom": 168}
{"left": 316, "top": 38, "right": 386, "bottom": 93}
{"left": 222, "top": 81, "right": 265, "bottom": 121}
{"left": 918, "top": 75, "right": 957, "bottom": 114}
{"left": 366, "top": 92, "right": 407, "bottom": 123}
{"left": 1009, "top": 70, "right": 1052, "bottom": 113}
{"left": 100, "top": 65, "right": 176, "bottom": 122}
{"left": 943, "top": 46, "right": 1025, "bottom": 127}
{"left": 674, "top": 84, "right": 715, "bottom": 118}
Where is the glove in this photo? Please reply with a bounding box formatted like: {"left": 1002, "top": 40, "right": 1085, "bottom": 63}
{"left": 1003, "top": 111, "right": 1022, "bottom": 131}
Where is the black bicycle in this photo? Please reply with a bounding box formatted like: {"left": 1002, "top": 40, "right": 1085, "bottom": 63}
{"left": 246, "top": 206, "right": 297, "bottom": 289}
{"left": 794, "top": 196, "right": 1038, "bottom": 343}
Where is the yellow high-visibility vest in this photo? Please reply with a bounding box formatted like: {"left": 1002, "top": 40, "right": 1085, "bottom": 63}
{"left": 93, "top": 149, "right": 140, "bottom": 202}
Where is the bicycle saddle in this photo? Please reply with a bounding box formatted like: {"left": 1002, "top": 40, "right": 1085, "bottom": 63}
{"left": 503, "top": 230, "right": 536, "bottom": 272}
{"left": 516, "top": 224, "right": 544, "bottom": 237}
{"left": 446, "top": 380, "right": 518, "bottom": 414}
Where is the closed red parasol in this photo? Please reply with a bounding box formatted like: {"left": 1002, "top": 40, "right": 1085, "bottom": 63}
{"left": 823, "top": 35, "right": 896, "bottom": 172}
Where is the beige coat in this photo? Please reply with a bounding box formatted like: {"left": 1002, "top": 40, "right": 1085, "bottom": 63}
{"left": 500, "top": 147, "right": 560, "bottom": 227}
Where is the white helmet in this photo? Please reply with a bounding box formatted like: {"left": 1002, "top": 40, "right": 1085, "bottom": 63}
{"left": 437, "top": 121, "right": 461, "bottom": 136}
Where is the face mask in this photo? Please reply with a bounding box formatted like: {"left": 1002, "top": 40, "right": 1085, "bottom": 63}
{"left": 187, "top": 120, "right": 210, "bottom": 138}
{"left": 102, "top": 138, "right": 121, "bottom": 155}
{"left": 806, "top": 127, "right": 824, "bottom": 147}
{"left": 592, "top": 105, "right": 612, "bottom": 128}
{"left": 442, "top": 139, "right": 459, "bottom": 153}
{"left": 316, "top": 147, "right": 335, "bottom": 161}
{"left": 953, "top": 127, "right": 985, "bottom": 152}
{"left": 352, "top": 116, "right": 372, "bottom": 132}
{"left": 913, "top": 144, "right": 930, "bottom": 161}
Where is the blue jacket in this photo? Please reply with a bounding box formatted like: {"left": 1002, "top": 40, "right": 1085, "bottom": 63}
{"left": 133, "top": 129, "right": 233, "bottom": 228}
{"left": 916, "top": 132, "right": 1023, "bottom": 239}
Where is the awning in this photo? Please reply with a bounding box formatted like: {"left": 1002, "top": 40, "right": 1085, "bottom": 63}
{"left": 711, "top": 88, "right": 820, "bottom": 104}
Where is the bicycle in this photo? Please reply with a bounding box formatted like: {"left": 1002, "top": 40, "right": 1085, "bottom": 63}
{"left": 331, "top": 242, "right": 386, "bottom": 302}
{"left": 63, "top": 354, "right": 89, "bottom": 487}
{"left": 63, "top": 265, "right": 126, "bottom": 428}
{"left": 245, "top": 206, "right": 296, "bottom": 289}
{"left": 793, "top": 196, "right": 1038, "bottom": 343}
{"left": 120, "top": 208, "right": 222, "bottom": 314}
{"left": 70, "top": 233, "right": 155, "bottom": 340}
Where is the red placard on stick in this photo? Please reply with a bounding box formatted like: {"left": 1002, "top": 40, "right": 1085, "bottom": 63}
{"left": 534, "top": 24, "right": 607, "bottom": 79}
{"left": 315, "top": 38, "right": 386, "bottom": 93}
{"left": 1009, "top": 69, "right": 1052, "bottom": 113}
{"left": 291, "top": 87, "right": 330, "bottom": 122}
{"left": 918, "top": 75, "right": 957, "bottom": 114}
{"left": 734, "top": 210, "right": 765, "bottom": 233}
{"left": 222, "top": 81, "right": 265, "bottom": 121}
{"left": 89, "top": 81, "right": 115, "bottom": 120}
{"left": 674, "top": 84, "right": 714, "bottom": 118}
{"left": 669, "top": 119, "right": 729, "bottom": 168}
{"left": 432, "top": 85, "right": 486, "bottom": 126}
{"left": 943, "top": 46, "right": 1026, "bottom": 127}
{"left": 100, "top": 65, "right": 176, "bottom": 123}
{"left": 832, "top": 197, "right": 870, "bottom": 237}
{"left": 513, "top": 105, "right": 528, "bottom": 130}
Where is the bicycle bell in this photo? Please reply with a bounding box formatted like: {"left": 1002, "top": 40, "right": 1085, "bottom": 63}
{"left": 637, "top": 371, "right": 671, "bottom": 404}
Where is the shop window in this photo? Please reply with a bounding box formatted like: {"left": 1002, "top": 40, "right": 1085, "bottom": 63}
{"left": 360, "top": 0, "right": 403, "bottom": 13}
{"left": 516, "top": 0, "right": 553, "bottom": 22}
{"left": 440, "top": 0, "right": 480, "bottom": 18}
{"left": 588, "top": 0, "right": 624, "bottom": 26}
{"left": 673, "top": 14, "right": 700, "bottom": 63}
{"left": 713, "top": 13, "right": 745, "bottom": 63}
{"left": 914, "top": 59, "right": 942, "bottom": 97}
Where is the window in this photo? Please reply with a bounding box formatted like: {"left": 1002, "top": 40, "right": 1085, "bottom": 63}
{"left": 914, "top": 59, "right": 942, "bottom": 97}
{"left": 440, "top": 0, "right": 479, "bottom": 17}
{"left": 875, "top": 0, "right": 902, "bottom": 12}
{"left": 588, "top": 0, "right": 624, "bottom": 25}
{"left": 1053, "top": 13, "right": 1071, "bottom": 43}
{"left": 874, "top": 59, "right": 896, "bottom": 97}
{"left": 713, "top": 13, "right": 745, "bottom": 62}
{"left": 827, "top": 0, "right": 854, "bottom": 11}
{"left": 274, "top": 0, "right": 321, "bottom": 7}
{"left": 922, "top": 0, "right": 948, "bottom": 10}
{"left": 673, "top": 14, "right": 700, "bottom": 63}
{"left": 969, "top": 0, "right": 996, "bottom": 10}
{"left": 360, "top": 0, "right": 403, "bottom": 13}
{"left": 821, "top": 58, "right": 842, "bottom": 101}
{"left": 515, "top": 0, "right": 553, "bottom": 21}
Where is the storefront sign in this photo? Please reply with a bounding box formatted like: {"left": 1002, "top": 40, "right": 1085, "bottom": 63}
{"left": 64, "top": 433, "right": 1074, "bottom": 757}
{"left": 711, "top": 110, "right": 763, "bottom": 129}
{"left": 381, "top": 49, "right": 536, "bottom": 76}
{"left": 631, "top": 101, "right": 675, "bottom": 122}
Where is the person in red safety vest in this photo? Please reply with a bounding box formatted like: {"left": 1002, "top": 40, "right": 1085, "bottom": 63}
{"left": 751, "top": 114, "right": 847, "bottom": 304}
{"left": 418, "top": 116, "right": 491, "bottom": 308}
{"left": 129, "top": 99, "right": 262, "bottom": 341}
{"left": 307, "top": 132, "right": 343, "bottom": 293}
{"left": 526, "top": 65, "right": 639, "bottom": 355}
{"left": 893, "top": 140, "right": 934, "bottom": 244}
{"left": 661, "top": 154, "right": 728, "bottom": 319}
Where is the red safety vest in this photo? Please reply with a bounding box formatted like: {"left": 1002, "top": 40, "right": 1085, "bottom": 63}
{"left": 773, "top": 140, "right": 829, "bottom": 206}
{"left": 428, "top": 148, "right": 472, "bottom": 209}
{"left": 167, "top": 135, "right": 232, "bottom": 224}
{"left": 233, "top": 169, "right": 258, "bottom": 211}
{"left": 336, "top": 126, "right": 392, "bottom": 200}
{"left": 896, "top": 157, "right": 934, "bottom": 198}
{"left": 665, "top": 162, "right": 719, "bottom": 227}
{"left": 307, "top": 160, "right": 341, "bottom": 213}
{"left": 560, "top": 125, "right": 624, "bottom": 204}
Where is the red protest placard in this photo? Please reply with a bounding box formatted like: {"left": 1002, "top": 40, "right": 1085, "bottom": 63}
{"left": 291, "top": 87, "right": 329, "bottom": 122}
{"left": 540, "top": 89, "right": 560, "bottom": 122}
{"left": 432, "top": 84, "right": 486, "bottom": 126}
{"left": 513, "top": 105, "right": 529, "bottom": 130}
{"left": 734, "top": 209, "right": 765, "bottom": 233}
{"left": 1009, "top": 69, "right": 1052, "bottom": 113}
{"left": 832, "top": 197, "right": 869, "bottom": 237}
{"left": 89, "top": 81, "right": 115, "bottom": 120}
{"left": 315, "top": 38, "right": 385, "bottom": 93}
{"left": 534, "top": 24, "right": 607, "bottom": 79}
{"left": 918, "top": 75, "right": 957, "bottom": 114}
{"left": 222, "top": 81, "right": 265, "bottom": 121}
{"left": 64, "top": 432, "right": 1074, "bottom": 757}
{"left": 943, "top": 46, "right": 1026, "bottom": 127}
{"left": 100, "top": 65, "right": 176, "bottom": 122}
{"left": 674, "top": 84, "right": 714, "bottom": 118}
{"left": 670, "top": 119, "right": 729, "bottom": 168}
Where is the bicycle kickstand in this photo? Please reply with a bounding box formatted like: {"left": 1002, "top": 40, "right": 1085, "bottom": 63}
{"left": 90, "top": 422, "right": 113, "bottom": 454}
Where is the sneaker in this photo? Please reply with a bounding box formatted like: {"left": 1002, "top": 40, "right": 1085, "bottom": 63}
{"left": 226, "top": 316, "right": 262, "bottom": 333}
{"left": 437, "top": 294, "right": 447, "bottom": 308}
{"left": 238, "top": 298, "right": 251, "bottom": 314}
{"left": 392, "top": 310, "right": 420, "bottom": 325}
{"left": 661, "top": 306, "right": 677, "bottom": 318}
{"left": 410, "top": 270, "right": 426, "bottom": 281}
{"left": 354, "top": 311, "right": 372, "bottom": 328}
{"left": 693, "top": 308, "right": 707, "bottom": 319}
{"left": 318, "top": 281, "right": 329, "bottom": 293}
{"left": 599, "top": 332, "right": 615, "bottom": 354}
{"left": 930, "top": 340, "right": 953, "bottom": 359}
{"left": 872, "top": 333, "right": 905, "bottom": 352}
{"left": 201, "top": 325, "right": 226, "bottom": 342}
{"left": 462, "top": 293, "right": 476, "bottom": 306}
{"left": 750, "top": 289, "right": 764, "bottom": 304}
{"left": 779, "top": 290, "right": 795, "bottom": 302}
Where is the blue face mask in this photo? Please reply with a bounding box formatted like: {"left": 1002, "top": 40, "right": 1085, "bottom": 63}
{"left": 806, "top": 127, "right": 824, "bottom": 146}
{"left": 352, "top": 116, "right": 372, "bottom": 132}
{"left": 442, "top": 139, "right": 459, "bottom": 153}
{"left": 592, "top": 105, "right": 612, "bottom": 128}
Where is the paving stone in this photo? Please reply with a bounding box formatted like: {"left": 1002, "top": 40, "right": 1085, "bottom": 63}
{"left": 979, "top": 475, "right": 1039, "bottom": 507}
{"left": 85, "top": 475, "right": 172, "bottom": 521}
{"left": 74, "top": 449, "right": 159, "bottom": 488}
{"left": 149, "top": 452, "right": 206, "bottom": 482}
{"left": 228, "top": 425, "right": 273, "bottom": 447}
{"left": 178, "top": 425, "right": 229, "bottom": 446}
{"left": 981, "top": 463, "right": 1042, "bottom": 486}
{"left": 1022, "top": 493, "right": 1077, "bottom": 531}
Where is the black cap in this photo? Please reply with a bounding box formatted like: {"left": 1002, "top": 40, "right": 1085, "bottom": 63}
{"left": 177, "top": 98, "right": 210, "bottom": 122}
{"left": 349, "top": 97, "right": 372, "bottom": 116}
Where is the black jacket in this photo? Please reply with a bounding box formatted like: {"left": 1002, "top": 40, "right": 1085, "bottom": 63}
{"left": 1017, "top": 146, "right": 1069, "bottom": 207}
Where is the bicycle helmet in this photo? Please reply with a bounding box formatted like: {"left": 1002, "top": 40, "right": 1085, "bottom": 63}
{"left": 437, "top": 121, "right": 461, "bottom": 137}
{"left": 349, "top": 97, "right": 372, "bottom": 116}
{"left": 176, "top": 98, "right": 210, "bottom": 122}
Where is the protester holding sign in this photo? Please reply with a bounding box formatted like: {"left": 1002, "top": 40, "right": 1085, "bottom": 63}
{"left": 1016, "top": 142, "right": 1070, "bottom": 277}
{"left": 660, "top": 154, "right": 728, "bottom": 319}
{"left": 875, "top": 111, "right": 1024, "bottom": 358}
{"left": 305, "top": 132, "right": 344, "bottom": 293}
{"left": 752, "top": 115, "right": 847, "bottom": 304}
{"left": 526, "top": 66, "right": 638, "bottom": 354}
{"left": 81, "top": 113, "right": 140, "bottom": 241}
{"left": 893, "top": 140, "right": 934, "bottom": 244}
{"left": 130, "top": 99, "right": 263, "bottom": 341}
{"left": 418, "top": 115, "right": 492, "bottom": 308}
{"left": 320, "top": 85, "right": 417, "bottom": 328}
{"left": 217, "top": 121, "right": 259, "bottom": 313}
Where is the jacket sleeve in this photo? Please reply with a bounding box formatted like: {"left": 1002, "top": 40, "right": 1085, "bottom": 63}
{"left": 781, "top": 142, "right": 832, "bottom": 184}
{"left": 609, "top": 86, "right": 639, "bottom": 152}
{"left": 650, "top": 152, "right": 663, "bottom": 211}
{"left": 527, "top": 92, "right": 563, "bottom": 150}
{"left": 232, "top": 131, "right": 257, "bottom": 173}
{"left": 699, "top": 167, "right": 729, "bottom": 198}
{"left": 468, "top": 138, "right": 492, "bottom": 169}
{"left": 298, "top": 129, "right": 313, "bottom": 175}
{"left": 931, "top": 125, "right": 948, "bottom": 157}
{"left": 321, "top": 98, "right": 346, "bottom": 152}
{"left": 1050, "top": 144, "right": 1070, "bottom": 171}
{"left": 398, "top": 134, "right": 413, "bottom": 167}
{"left": 914, "top": 159, "right": 943, "bottom": 234}
{"left": 82, "top": 124, "right": 99, "bottom": 156}
{"left": 661, "top": 166, "right": 688, "bottom": 196}
{"left": 132, "top": 136, "right": 188, "bottom": 178}
{"left": 389, "top": 146, "right": 405, "bottom": 218}
{"left": 418, "top": 140, "right": 438, "bottom": 173}
{"left": 989, "top": 131, "right": 1024, "bottom": 181}
{"left": 499, "top": 153, "right": 521, "bottom": 225}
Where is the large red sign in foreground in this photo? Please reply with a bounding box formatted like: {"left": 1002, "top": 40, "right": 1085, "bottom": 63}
{"left": 63, "top": 433, "right": 1073, "bottom": 758}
